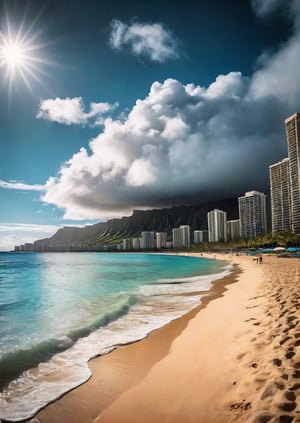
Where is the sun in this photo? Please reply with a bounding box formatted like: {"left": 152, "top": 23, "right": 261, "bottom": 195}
{"left": 1, "top": 42, "right": 25, "bottom": 68}
{"left": 0, "top": 11, "right": 52, "bottom": 97}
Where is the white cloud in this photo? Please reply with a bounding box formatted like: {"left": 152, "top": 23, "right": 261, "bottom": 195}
{"left": 41, "top": 51, "right": 299, "bottom": 220}
{"left": 6, "top": 0, "right": 296, "bottom": 222}
{"left": 0, "top": 180, "right": 44, "bottom": 191}
{"left": 36, "top": 97, "right": 118, "bottom": 126}
{"left": 109, "top": 19, "right": 179, "bottom": 62}
{"left": 0, "top": 223, "right": 59, "bottom": 251}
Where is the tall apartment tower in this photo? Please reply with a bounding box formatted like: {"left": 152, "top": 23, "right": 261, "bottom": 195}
{"left": 227, "top": 219, "right": 240, "bottom": 240}
{"left": 285, "top": 113, "right": 300, "bottom": 234}
{"left": 141, "top": 231, "right": 155, "bottom": 249}
{"left": 172, "top": 226, "right": 190, "bottom": 248}
{"left": 172, "top": 228, "right": 181, "bottom": 248}
{"left": 238, "top": 191, "right": 267, "bottom": 239}
{"left": 207, "top": 209, "right": 227, "bottom": 243}
{"left": 193, "top": 230, "right": 209, "bottom": 244}
{"left": 269, "top": 158, "right": 292, "bottom": 233}
{"left": 180, "top": 225, "right": 190, "bottom": 248}
{"left": 156, "top": 232, "right": 167, "bottom": 249}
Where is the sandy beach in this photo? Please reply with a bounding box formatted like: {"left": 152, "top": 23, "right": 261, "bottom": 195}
{"left": 33, "top": 253, "right": 300, "bottom": 423}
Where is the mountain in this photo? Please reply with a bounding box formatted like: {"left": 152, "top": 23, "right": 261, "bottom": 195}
{"left": 34, "top": 198, "right": 238, "bottom": 251}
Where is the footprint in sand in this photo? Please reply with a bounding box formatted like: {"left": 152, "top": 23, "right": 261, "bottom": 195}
{"left": 237, "top": 352, "right": 247, "bottom": 360}
{"left": 289, "top": 382, "right": 300, "bottom": 390}
{"left": 284, "top": 390, "right": 296, "bottom": 401}
{"left": 286, "top": 316, "right": 297, "bottom": 323}
{"left": 285, "top": 351, "right": 296, "bottom": 359}
{"left": 292, "top": 370, "right": 300, "bottom": 378}
{"left": 277, "top": 401, "right": 297, "bottom": 412}
{"left": 272, "top": 358, "right": 282, "bottom": 366}
{"left": 278, "top": 416, "right": 295, "bottom": 423}
{"left": 293, "top": 361, "right": 300, "bottom": 369}
{"left": 229, "top": 401, "right": 252, "bottom": 411}
{"left": 279, "top": 336, "right": 292, "bottom": 345}
{"left": 253, "top": 414, "right": 274, "bottom": 422}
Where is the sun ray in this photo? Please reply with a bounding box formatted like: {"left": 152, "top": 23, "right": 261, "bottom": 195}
{"left": 0, "top": 7, "right": 54, "bottom": 98}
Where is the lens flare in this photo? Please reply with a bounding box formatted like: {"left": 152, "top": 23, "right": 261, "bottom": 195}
{"left": 0, "top": 11, "right": 52, "bottom": 97}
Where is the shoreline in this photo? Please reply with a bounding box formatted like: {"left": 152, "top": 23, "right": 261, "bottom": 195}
{"left": 31, "top": 253, "right": 239, "bottom": 423}
{"left": 1, "top": 253, "right": 227, "bottom": 423}
{"left": 16, "top": 253, "right": 300, "bottom": 422}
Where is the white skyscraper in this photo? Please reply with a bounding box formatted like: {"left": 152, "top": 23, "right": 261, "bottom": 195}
{"left": 141, "top": 231, "right": 155, "bottom": 249}
{"left": 269, "top": 158, "right": 292, "bottom": 234}
{"left": 156, "top": 232, "right": 167, "bottom": 249}
{"left": 172, "top": 228, "right": 181, "bottom": 248}
{"left": 180, "top": 225, "right": 190, "bottom": 248}
{"left": 193, "top": 230, "right": 208, "bottom": 244}
{"left": 269, "top": 113, "right": 300, "bottom": 234}
{"left": 123, "top": 238, "right": 132, "bottom": 250}
{"left": 172, "top": 226, "right": 190, "bottom": 248}
{"left": 238, "top": 191, "right": 267, "bottom": 239}
{"left": 207, "top": 209, "right": 227, "bottom": 243}
{"left": 227, "top": 219, "right": 240, "bottom": 240}
{"left": 132, "top": 238, "right": 141, "bottom": 249}
{"left": 285, "top": 113, "right": 300, "bottom": 234}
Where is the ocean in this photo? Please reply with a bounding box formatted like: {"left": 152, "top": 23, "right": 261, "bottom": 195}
{"left": 0, "top": 252, "right": 230, "bottom": 422}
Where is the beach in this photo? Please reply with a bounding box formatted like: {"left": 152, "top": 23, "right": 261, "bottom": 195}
{"left": 32, "top": 253, "right": 300, "bottom": 423}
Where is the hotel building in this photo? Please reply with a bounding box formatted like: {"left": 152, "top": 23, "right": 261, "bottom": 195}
{"left": 238, "top": 191, "right": 267, "bottom": 239}
{"left": 123, "top": 238, "right": 133, "bottom": 250}
{"left": 132, "top": 238, "right": 141, "bottom": 250}
{"left": 172, "top": 228, "right": 181, "bottom": 248}
{"left": 269, "top": 113, "right": 300, "bottom": 234}
{"left": 285, "top": 113, "right": 300, "bottom": 234}
{"left": 172, "top": 225, "right": 190, "bottom": 248}
{"left": 227, "top": 219, "right": 240, "bottom": 241}
{"left": 140, "top": 231, "right": 155, "bottom": 249}
{"left": 269, "top": 158, "right": 292, "bottom": 233}
{"left": 180, "top": 225, "right": 190, "bottom": 248}
{"left": 207, "top": 209, "right": 227, "bottom": 243}
{"left": 156, "top": 232, "right": 167, "bottom": 249}
{"left": 193, "top": 230, "right": 209, "bottom": 244}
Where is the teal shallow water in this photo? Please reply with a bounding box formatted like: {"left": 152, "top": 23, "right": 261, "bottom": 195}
{"left": 0, "top": 252, "right": 229, "bottom": 422}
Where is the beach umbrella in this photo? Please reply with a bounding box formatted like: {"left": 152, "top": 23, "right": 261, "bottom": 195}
{"left": 261, "top": 248, "right": 273, "bottom": 253}
{"left": 273, "top": 247, "right": 286, "bottom": 251}
{"left": 286, "top": 247, "right": 299, "bottom": 252}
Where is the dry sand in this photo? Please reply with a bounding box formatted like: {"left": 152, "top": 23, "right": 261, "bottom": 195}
{"left": 34, "top": 253, "right": 300, "bottom": 423}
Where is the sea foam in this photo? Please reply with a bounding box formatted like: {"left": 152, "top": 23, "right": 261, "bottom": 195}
{"left": 0, "top": 255, "right": 231, "bottom": 422}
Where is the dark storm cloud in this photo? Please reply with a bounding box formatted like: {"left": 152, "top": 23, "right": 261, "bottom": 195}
{"left": 37, "top": 0, "right": 300, "bottom": 219}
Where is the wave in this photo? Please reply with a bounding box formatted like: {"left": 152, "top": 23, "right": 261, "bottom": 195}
{"left": 0, "top": 258, "right": 233, "bottom": 422}
{"left": 138, "top": 263, "right": 232, "bottom": 297}
{"left": 0, "top": 294, "right": 136, "bottom": 390}
{"left": 157, "top": 262, "right": 232, "bottom": 284}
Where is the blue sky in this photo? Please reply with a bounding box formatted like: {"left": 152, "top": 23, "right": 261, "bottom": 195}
{"left": 0, "top": 0, "right": 298, "bottom": 250}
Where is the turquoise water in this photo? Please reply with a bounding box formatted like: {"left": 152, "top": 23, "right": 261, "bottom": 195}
{"left": 0, "top": 252, "right": 229, "bottom": 422}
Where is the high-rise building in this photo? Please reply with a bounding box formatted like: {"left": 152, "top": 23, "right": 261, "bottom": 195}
{"left": 207, "top": 209, "right": 227, "bottom": 243}
{"left": 238, "top": 191, "right": 267, "bottom": 239}
{"left": 156, "top": 232, "right": 167, "bottom": 249}
{"left": 180, "top": 225, "right": 190, "bottom": 248}
{"left": 269, "top": 158, "right": 292, "bottom": 233}
{"left": 141, "top": 231, "right": 155, "bottom": 249}
{"left": 172, "top": 228, "right": 181, "bottom": 248}
{"left": 227, "top": 220, "right": 240, "bottom": 241}
{"left": 285, "top": 113, "right": 300, "bottom": 234}
{"left": 123, "top": 238, "right": 133, "bottom": 250}
{"left": 193, "top": 230, "right": 208, "bottom": 244}
{"left": 172, "top": 226, "right": 190, "bottom": 248}
{"left": 132, "top": 238, "right": 141, "bottom": 249}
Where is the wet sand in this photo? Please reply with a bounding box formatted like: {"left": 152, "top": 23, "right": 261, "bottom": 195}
{"left": 34, "top": 253, "right": 300, "bottom": 423}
